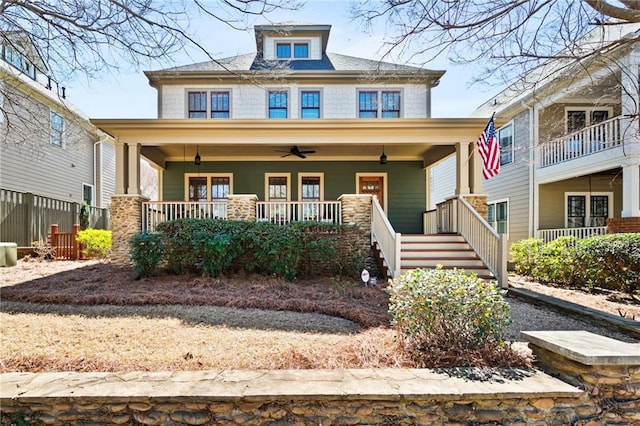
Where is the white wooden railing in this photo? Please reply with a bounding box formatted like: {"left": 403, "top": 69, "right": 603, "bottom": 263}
{"left": 423, "top": 209, "right": 438, "bottom": 234}
{"left": 538, "top": 116, "right": 624, "bottom": 168}
{"left": 457, "top": 197, "right": 508, "bottom": 288}
{"left": 536, "top": 226, "right": 607, "bottom": 243}
{"left": 255, "top": 201, "right": 341, "bottom": 225}
{"left": 371, "top": 196, "right": 401, "bottom": 278}
{"left": 436, "top": 198, "right": 457, "bottom": 233}
{"left": 142, "top": 201, "right": 227, "bottom": 231}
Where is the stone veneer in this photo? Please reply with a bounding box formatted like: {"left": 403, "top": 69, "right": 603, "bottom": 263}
{"left": 607, "top": 217, "right": 640, "bottom": 233}
{"left": 110, "top": 195, "right": 146, "bottom": 264}
{"left": 462, "top": 194, "right": 488, "bottom": 221}
{"left": 338, "top": 194, "right": 376, "bottom": 273}
{"left": 226, "top": 194, "right": 258, "bottom": 221}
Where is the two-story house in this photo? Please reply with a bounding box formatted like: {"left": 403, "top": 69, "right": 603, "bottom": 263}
{"left": 94, "top": 23, "right": 507, "bottom": 283}
{"left": 0, "top": 32, "right": 115, "bottom": 246}
{"left": 431, "top": 22, "right": 640, "bottom": 253}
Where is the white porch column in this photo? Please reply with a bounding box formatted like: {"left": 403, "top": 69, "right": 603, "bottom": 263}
{"left": 621, "top": 162, "right": 640, "bottom": 218}
{"left": 620, "top": 45, "right": 640, "bottom": 218}
{"left": 115, "top": 140, "right": 126, "bottom": 195}
{"left": 455, "top": 141, "right": 470, "bottom": 195}
{"left": 469, "top": 141, "right": 483, "bottom": 194}
{"left": 127, "top": 142, "right": 141, "bottom": 195}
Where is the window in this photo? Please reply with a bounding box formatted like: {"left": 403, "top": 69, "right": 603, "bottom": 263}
{"left": 210, "top": 92, "right": 230, "bottom": 118}
{"left": 269, "top": 91, "right": 288, "bottom": 118}
{"left": 381, "top": 91, "right": 400, "bottom": 118}
{"left": 50, "top": 111, "right": 63, "bottom": 147}
{"left": 275, "top": 42, "right": 309, "bottom": 59}
{"left": 566, "top": 192, "right": 612, "bottom": 228}
{"left": 359, "top": 91, "right": 378, "bottom": 118}
{"left": 300, "top": 90, "right": 320, "bottom": 118}
{"left": 185, "top": 174, "right": 233, "bottom": 202}
{"left": 565, "top": 108, "right": 611, "bottom": 133}
{"left": 294, "top": 43, "right": 309, "bottom": 58}
{"left": 2, "top": 44, "right": 36, "bottom": 79}
{"left": 188, "top": 91, "right": 207, "bottom": 118}
{"left": 82, "top": 184, "right": 94, "bottom": 206}
{"left": 268, "top": 176, "right": 288, "bottom": 201}
{"left": 497, "top": 123, "right": 514, "bottom": 166}
{"left": 359, "top": 90, "right": 401, "bottom": 118}
{"left": 187, "top": 90, "right": 231, "bottom": 118}
{"left": 299, "top": 174, "right": 323, "bottom": 221}
{"left": 487, "top": 200, "right": 508, "bottom": 234}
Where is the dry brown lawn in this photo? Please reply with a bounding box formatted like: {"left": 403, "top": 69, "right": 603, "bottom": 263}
{"left": 3, "top": 258, "right": 637, "bottom": 373}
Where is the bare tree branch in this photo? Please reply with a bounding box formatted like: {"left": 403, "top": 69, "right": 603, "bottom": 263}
{"left": 583, "top": 0, "right": 640, "bottom": 22}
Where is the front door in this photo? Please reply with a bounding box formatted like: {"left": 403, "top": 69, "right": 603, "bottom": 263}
{"left": 359, "top": 176, "right": 384, "bottom": 209}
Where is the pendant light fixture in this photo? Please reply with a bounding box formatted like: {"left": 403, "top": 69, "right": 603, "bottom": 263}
{"left": 194, "top": 146, "right": 201, "bottom": 165}
{"left": 379, "top": 146, "right": 387, "bottom": 165}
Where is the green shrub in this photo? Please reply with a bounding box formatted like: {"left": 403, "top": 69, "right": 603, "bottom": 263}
{"left": 575, "top": 233, "right": 640, "bottom": 296}
{"left": 193, "top": 229, "right": 239, "bottom": 277}
{"left": 532, "top": 236, "right": 578, "bottom": 285}
{"left": 79, "top": 202, "right": 90, "bottom": 230}
{"left": 388, "top": 267, "right": 512, "bottom": 366}
{"left": 130, "top": 232, "right": 164, "bottom": 278}
{"left": 76, "top": 229, "right": 112, "bottom": 258}
{"left": 510, "top": 238, "right": 544, "bottom": 276}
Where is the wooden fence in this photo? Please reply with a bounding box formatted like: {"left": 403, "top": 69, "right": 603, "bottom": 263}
{"left": 0, "top": 189, "right": 110, "bottom": 246}
{"left": 49, "top": 224, "right": 82, "bottom": 260}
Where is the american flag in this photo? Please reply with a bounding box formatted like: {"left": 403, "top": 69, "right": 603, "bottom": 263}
{"left": 476, "top": 114, "right": 500, "bottom": 180}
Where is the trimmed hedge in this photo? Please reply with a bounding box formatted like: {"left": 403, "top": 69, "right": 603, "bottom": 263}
{"left": 510, "top": 233, "right": 640, "bottom": 296}
{"left": 131, "top": 219, "right": 368, "bottom": 280}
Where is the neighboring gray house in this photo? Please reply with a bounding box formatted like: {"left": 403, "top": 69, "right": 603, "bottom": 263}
{"left": 431, "top": 22, "right": 640, "bottom": 250}
{"left": 0, "top": 32, "right": 115, "bottom": 208}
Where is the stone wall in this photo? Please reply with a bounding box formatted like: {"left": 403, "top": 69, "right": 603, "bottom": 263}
{"left": 338, "top": 194, "right": 376, "bottom": 274}
{"left": 607, "top": 217, "right": 640, "bottom": 233}
{"left": 462, "top": 194, "right": 488, "bottom": 220}
{"left": 226, "top": 194, "right": 258, "bottom": 221}
{"left": 110, "top": 195, "right": 146, "bottom": 264}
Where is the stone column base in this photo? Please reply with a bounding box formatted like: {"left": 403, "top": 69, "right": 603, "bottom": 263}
{"left": 461, "top": 194, "right": 488, "bottom": 221}
{"left": 227, "top": 194, "right": 258, "bottom": 221}
{"left": 111, "top": 195, "right": 147, "bottom": 265}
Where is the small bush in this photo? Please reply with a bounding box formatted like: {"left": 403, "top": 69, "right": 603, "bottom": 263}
{"left": 130, "top": 232, "right": 164, "bottom": 278}
{"left": 531, "top": 236, "right": 578, "bottom": 285}
{"left": 76, "top": 229, "right": 112, "bottom": 258}
{"left": 193, "top": 229, "right": 239, "bottom": 277}
{"left": 510, "top": 238, "right": 544, "bottom": 276}
{"left": 575, "top": 233, "right": 640, "bottom": 296}
{"left": 388, "top": 267, "right": 513, "bottom": 367}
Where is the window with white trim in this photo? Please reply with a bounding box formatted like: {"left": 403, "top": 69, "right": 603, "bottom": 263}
{"left": 497, "top": 122, "right": 514, "bottom": 166}
{"left": 300, "top": 90, "right": 321, "bottom": 118}
{"left": 358, "top": 90, "right": 401, "bottom": 118}
{"left": 268, "top": 90, "right": 288, "bottom": 118}
{"left": 487, "top": 200, "right": 508, "bottom": 234}
{"left": 82, "top": 183, "right": 94, "bottom": 206}
{"left": 565, "top": 192, "right": 612, "bottom": 228}
{"left": 185, "top": 174, "right": 233, "bottom": 201}
{"left": 187, "top": 90, "right": 231, "bottom": 118}
{"left": 275, "top": 41, "right": 309, "bottom": 59}
{"left": 299, "top": 173, "right": 324, "bottom": 221}
{"left": 566, "top": 108, "right": 611, "bottom": 133}
{"left": 50, "top": 111, "right": 64, "bottom": 147}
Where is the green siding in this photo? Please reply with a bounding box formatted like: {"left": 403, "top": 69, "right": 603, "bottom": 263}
{"left": 163, "top": 161, "right": 426, "bottom": 233}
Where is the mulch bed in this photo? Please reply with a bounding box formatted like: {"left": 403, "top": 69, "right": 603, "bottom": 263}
{"left": 0, "top": 262, "right": 391, "bottom": 328}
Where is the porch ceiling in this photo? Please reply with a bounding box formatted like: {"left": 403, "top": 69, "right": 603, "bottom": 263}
{"left": 92, "top": 118, "right": 493, "bottom": 165}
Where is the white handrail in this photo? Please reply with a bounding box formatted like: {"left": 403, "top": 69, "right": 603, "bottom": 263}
{"left": 142, "top": 201, "right": 228, "bottom": 231}
{"left": 255, "top": 201, "right": 342, "bottom": 225}
{"left": 536, "top": 226, "right": 607, "bottom": 243}
{"left": 456, "top": 196, "right": 507, "bottom": 288}
{"left": 371, "top": 196, "right": 401, "bottom": 278}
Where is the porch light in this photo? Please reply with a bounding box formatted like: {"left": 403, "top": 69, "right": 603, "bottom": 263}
{"left": 379, "top": 147, "right": 387, "bottom": 165}
{"left": 194, "top": 146, "right": 201, "bottom": 165}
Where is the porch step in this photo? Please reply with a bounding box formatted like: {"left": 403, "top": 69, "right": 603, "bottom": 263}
{"left": 399, "top": 234, "right": 495, "bottom": 280}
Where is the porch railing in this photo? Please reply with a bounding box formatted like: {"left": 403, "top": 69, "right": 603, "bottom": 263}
{"left": 371, "top": 196, "right": 401, "bottom": 278}
{"left": 423, "top": 209, "right": 438, "bottom": 234}
{"left": 142, "top": 201, "right": 228, "bottom": 231}
{"left": 255, "top": 201, "right": 341, "bottom": 225}
{"left": 457, "top": 197, "right": 508, "bottom": 288}
{"left": 538, "top": 115, "right": 624, "bottom": 168}
{"left": 536, "top": 226, "right": 607, "bottom": 243}
{"left": 436, "top": 198, "right": 457, "bottom": 233}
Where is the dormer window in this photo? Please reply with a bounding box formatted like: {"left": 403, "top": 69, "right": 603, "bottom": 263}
{"left": 2, "top": 44, "right": 36, "bottom": 80}
{"left": 275, "top": 41, "right": 309, "bottom": 59}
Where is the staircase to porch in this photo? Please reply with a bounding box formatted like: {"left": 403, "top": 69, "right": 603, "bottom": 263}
{"left": 373, "top": 234, "right": 495, "bottom": 280}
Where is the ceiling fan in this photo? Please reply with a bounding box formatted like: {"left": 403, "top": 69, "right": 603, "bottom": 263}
{"left": 277, "top": 146, "right": 316, "bottom": 159}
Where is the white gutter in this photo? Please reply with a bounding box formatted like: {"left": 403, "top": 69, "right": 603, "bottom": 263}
{"left": 94, "top": 130, "right": 109, "bottom": 208}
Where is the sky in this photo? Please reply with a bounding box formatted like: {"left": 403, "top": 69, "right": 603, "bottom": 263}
{"left": 69, "top": 0, "right": 501, "bottom": 119}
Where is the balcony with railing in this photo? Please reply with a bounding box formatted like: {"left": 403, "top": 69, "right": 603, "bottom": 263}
{"left": 537, "top": 116, "right": 626, "bottom": 168}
